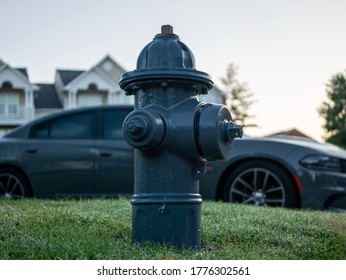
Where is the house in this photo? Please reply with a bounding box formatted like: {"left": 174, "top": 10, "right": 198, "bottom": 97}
{"left": 35, "top": 54, "right": 134, "bottom": 119}
{"left": 198, "top": 84, "right": 226, "bottom": 104}
{"left": 0, "top": 59, "right": 39, "bottom": 135}
{"left": 0, "top": 55, "right": 225, "bottom": 136}
{"left": 266, "top": 128, "right": 314, "bottom": 140}
{"left": 0, "top": 55, "right": 132, "bottom": 136}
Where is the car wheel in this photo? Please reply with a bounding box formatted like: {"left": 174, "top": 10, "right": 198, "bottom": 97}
{"left": 223, "top": 160, "right": 299, "bottom": 208}
{"left": 0, "top": 169, "right": 29, "bottom": 199}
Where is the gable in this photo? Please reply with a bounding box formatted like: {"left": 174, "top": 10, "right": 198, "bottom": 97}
{"left": 94, "top": 55, "right": 126, "bottom": 83}
{"left": 64, "top": 68, "right": 120, "bottom": 92}
{"left": 0, "top": 67, "right": 34, "bottom": 90}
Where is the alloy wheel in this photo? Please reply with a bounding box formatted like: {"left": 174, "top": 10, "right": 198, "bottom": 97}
{"left": 0, "top": 173, "right": 26, "bottom": 199}
{"left": 229, "top": 167, "right": 286, "bottom": 207}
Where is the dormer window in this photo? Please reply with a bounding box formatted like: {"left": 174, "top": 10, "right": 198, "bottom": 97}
{"left": 88, "top": 83, "right": 98, "bottom": 91}
{"left": 1, "top": 81, "right": 13, "bottom": 90}
{"left": 102, "top": 61, "right": 113, "bottom": 71}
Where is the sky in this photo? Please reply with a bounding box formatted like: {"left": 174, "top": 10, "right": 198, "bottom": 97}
{"left": 1, "top": 0, "right": 346, "bottom": 142}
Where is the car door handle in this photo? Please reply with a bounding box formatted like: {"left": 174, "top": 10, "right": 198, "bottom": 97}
{"left": 98, "top": 152, "right": 112, "bottom": 158}
{"left": 26, "top": 148, "right": 38, "bottom": 154}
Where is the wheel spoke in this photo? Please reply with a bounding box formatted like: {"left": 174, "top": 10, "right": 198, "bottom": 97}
{"left": 241, "top": 196, "right": 255, "bottom": 204}
{"left": 10, "top": 179, "right": 20, "bottom": 193}
{"left": 264, "top": 186, "right": 284, "bottom": 194}
{"left": 6, "top": 175, "right": 12, "bottom": 189}
{"left": 237, "top": 178, "right": 254, "bottom": 192}
{"left": 231, "top": 188, "right": 252, "bottom": 198}
{"left": 253, "top": 169, "right": 258, "bottom": 191}
{"left": 261, "top": 171, "right": 269, "bottom": 191}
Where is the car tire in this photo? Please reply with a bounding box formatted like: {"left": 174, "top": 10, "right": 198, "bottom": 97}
{"left": 0, "top": 168, "right": 30, "bottom": 199}
{"left": 223, "top": 160, "right": 299, "bottom": 208}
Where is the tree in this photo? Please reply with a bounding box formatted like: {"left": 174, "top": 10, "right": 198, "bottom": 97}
{"left": 220, "top": 63, "right": 256, "bottom": 128}
{"left": 318, "top": 71, "right": 346, "bottom": 148}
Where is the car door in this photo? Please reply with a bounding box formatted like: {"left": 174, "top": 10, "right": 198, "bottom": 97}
{"left": 21, "top": 110, "right": 96, "bottom": 197}
{"left": 94, "top": 108, "right": 134, "bottom": 196}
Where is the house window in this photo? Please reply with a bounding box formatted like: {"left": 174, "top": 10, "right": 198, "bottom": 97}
{"left": 0, "top": 94, "right": 20, "bottom": 118}
{"left": 77, "top": 94, "right": 103, "bottom": 107}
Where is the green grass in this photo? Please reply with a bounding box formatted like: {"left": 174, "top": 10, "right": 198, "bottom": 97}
{"left": 0, "top": 199, "right": 345, "bottom": 259}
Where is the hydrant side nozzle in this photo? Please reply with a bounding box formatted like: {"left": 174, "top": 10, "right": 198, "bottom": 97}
{"left": 225, "top": 121, "right": 243, "bottom": 141}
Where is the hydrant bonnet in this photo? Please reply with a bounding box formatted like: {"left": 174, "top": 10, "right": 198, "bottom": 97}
{"left": 119, "top": 25, "right": 213, "bottom": 95}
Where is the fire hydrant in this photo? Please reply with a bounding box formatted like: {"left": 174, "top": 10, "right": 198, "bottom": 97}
{"left": 120, "top": 25, "right": 242, "bottom": 249}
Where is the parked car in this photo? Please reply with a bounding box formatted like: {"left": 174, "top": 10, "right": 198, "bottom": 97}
{"left": 1, "top": 105, "right": 345, "bottom": 210}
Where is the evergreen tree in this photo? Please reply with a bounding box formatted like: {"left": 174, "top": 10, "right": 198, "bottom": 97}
{"left": 220, "top": 63, "right": 256, "bottom": 128}
{"left": 318, "top": 71, "right": 346, "bottom": 148}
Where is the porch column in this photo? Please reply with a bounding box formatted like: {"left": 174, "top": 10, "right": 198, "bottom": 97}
{"left": 24, "top": 89, "right": 34, "bottom": 121}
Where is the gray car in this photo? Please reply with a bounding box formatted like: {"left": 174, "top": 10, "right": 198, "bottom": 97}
{"left": 1, "top": 105, "right": 345, "bottom": 211}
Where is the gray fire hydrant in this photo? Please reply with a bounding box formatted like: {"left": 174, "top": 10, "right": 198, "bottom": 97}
{"left": 120, "top": 25, "right": 242, "bottom": 249}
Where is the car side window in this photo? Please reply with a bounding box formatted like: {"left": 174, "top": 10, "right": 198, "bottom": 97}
{"left": 30, "top": 112, "right": 95, "bottom": 139}
{"left": 31, "top": 122, "right": 50, "bottom": 138}
{"left": 102, "top": 109, "right": 131, "bottom": 139}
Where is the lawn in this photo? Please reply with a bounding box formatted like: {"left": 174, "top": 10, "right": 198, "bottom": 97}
{"left": 0, "top": 199, "right": 345, "bottom": 259}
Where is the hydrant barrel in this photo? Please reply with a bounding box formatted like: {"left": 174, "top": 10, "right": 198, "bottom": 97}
{"left": 120, "top": 25, "right": 241, "bottom": 249}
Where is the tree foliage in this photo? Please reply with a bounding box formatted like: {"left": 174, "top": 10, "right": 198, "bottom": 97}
{"left": 220, "top": 63, "right": 256, "bottom": 128}
{"left": 318, "top": 71, "right": 346, "bottom": 148}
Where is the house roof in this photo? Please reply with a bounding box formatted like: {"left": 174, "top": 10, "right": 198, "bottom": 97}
{"left": 34, "top": 83, "right": 62, "bottom": 109}
{"left": 267, "top": 128, "right": 312, "bottom": 139}
{"left": 56, "top": 70, "right": 84, "bottom": 85}
{"left": 15, "top": 68, "right": 28, "bottom": 78}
